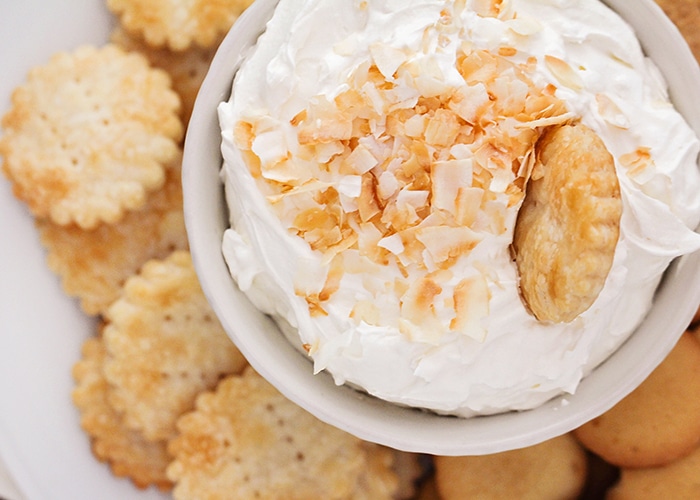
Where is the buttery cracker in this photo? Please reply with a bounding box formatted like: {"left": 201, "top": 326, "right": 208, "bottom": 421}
{"left": 167, "top": 368, "right": 400, "bottom": 500}
{"left": 38, "top": 161, "right": 187, "bottom": 316}
{"left": 574, "top": 331, "right": 700, "bottom": 468}
{"left": 107, "top": 0, "right": 255, "bottom": 51}
{"left": 102, "top": 250, "right": 248, "bottom": 443}
{"left": 0, "top": 44, "right": 182, "bottom": 229}
{"left": 513, "top": 123, "right": 622, "bottom": 323}
{"left": 434, "top": 433, "right": 588, "bottom": 500}
{"left": 72, "top": 335, "right": 172, "bottom": 491}
{"left": 110, "top": 27, "right": 217, "bottom": 125}
{"left": 608, "top": 443, "right": 700, "bottom": 499}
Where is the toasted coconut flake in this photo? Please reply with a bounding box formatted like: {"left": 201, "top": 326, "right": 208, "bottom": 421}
{"left": 491, "top": 74, "right": 530, "bottom": 114}
{"left": 315, "top": 140, "right": 345, "bottom": 163}
{"left": 377, "top": 233, "right": 405, "bottom": 256}
{"left": 424, "top": 108, "right": 461, "bottom": 147}
{"left": 311, "top": 226, "right": 344, "bottom": 250}
{"left": 458, "top": 49, "right": 500, "bottom": 84}
{"left": 266, "top": 179, "right": 331, "bottom": 204}
{"left": 377, "top": 170, "right": 400, "bottom": 200}
{"left": 233, "top": 121, "right": 254, "bottom": 149}
{"left": 298, "top": 96, "right": 353, "bottom": 144}
{"left": 261, "top": 158, "right": 314, "bottom": 185}
{"left": 455, "top": 187, "right": 485, "bottom": 227}
{"left": 448, "top": 83, "right": 490, "bottom": 124}
{"left": 293, "top": 259, "right": 329, "bottom": 299}
{"left": 403, "top": 113, "right": 428, "bottom": 138}
{"left": 498, "top": 46, "right": 517, "bottom": 57}
{"left": 321, "top": 230, "right": 359, "bottom": 265}
{"left": 469, "top": 0, "right": 501, "bottom": 17}
{"left": 450, "top": 274, "right": 490, "bottom": 341}
{"left": 292, "top": 207, "right": 335, "bottom": 233}
{"left": 405, "top": 58, "right": 452, "bottom": 98}
{"left": 337, "top": 175, "right": 363, "bottom": 211}
{"left": 506, "top": 17, "right": 542, "bottom": 36}
{"left": 304, "top": 295, "right": 329, "bottom": 317}
{"left": 620, "top": 147, "right": 654, "bottom": 178}
{"left": 513, "top": 112, "right": 576, "bottom": 129}
{"left": 415, "top": 226, "right": 483, "bottom": 266}
{"left": 319, "top": 255, "right": 345, "bottom": 301}
{"left": 370, "top": 43, "right": 408, "bottom": 80}
{"left": 345, "top": 143, "right": 379, "bottom": 174}
{"left": 250, "top": 119, "right": 289, "bottom": 165}
{"left": 481, "top": 199, "right": 508, "bottom": 235}
{"left": 545, "top": 55, "right": 584, "bottom": 91}
{"left": 358, "top": 173, "right": 382, "bottom": 222}
{"left": 404, "top": 277, "right": 443, "bottom": 316}
{"left": 596, "top": 93, "right": 630, "bottom": 129}
{"left": 431, "top": 159, "right": 474, "bottom": 216}
{"left": 350, "top": 300, "right": 382, "bottom": 325}
{"left": 399, "top": 275, "right": 444, "bottom": 341}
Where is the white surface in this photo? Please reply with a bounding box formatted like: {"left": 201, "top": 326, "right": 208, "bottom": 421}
{"left": 0, "top": 1, "right": 168, "bottom": 499}
{"left": 185, "top": 0, "right": 700, "bottom": 456}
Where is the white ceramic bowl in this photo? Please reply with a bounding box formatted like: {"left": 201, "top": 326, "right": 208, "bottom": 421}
{"left": 183, "top": 0, "right": 700, "bottom": 455}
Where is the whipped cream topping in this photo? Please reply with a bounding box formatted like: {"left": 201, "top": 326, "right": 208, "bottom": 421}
{"left": 219, "top": 0, "right": 700, "bottom": 416}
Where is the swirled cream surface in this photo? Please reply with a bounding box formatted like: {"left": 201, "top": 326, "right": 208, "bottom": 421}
{"left": 219, "top": 0, "right": 700, "bottom": 416}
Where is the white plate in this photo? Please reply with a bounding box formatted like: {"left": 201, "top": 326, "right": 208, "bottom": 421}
{"left": 0, "top": 1, "right": 168, "bottom": 499}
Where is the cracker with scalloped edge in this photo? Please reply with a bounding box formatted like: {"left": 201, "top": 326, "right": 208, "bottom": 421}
{"left": 0, "top": 44, "right": 182, "bottom": 229}
{"left": 110, "top": 26, "right": 217, "bottom": 125}
{"left": 107, "top": 0, "right": 255, "bottom": 51}
{"left": 512, "top": 123, "right": 622, "bottom": 323}
{"left": 434, "top": 433, "right": 588, "bottom": 500}
{"left": 103, "top": 250, "right": 248, "bottom": 443}
{"left": 167, "top": 368, "right": 400, "bottom": 500}
{"left": 72, "top": 334, "right": 172, "bottom": 491}
{"left": 38, "top": 160, "right": 187, "bottom": 316}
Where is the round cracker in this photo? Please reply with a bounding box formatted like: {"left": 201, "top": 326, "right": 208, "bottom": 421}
{"left": 103, "top": 250, "right": 248, "bottom": 443}
{"left": 574, "top": 331, "right": 700, "bottom": 468}
{"left": 512, "top": 123, "right": 622, "bottom": 323}
{"left": 435, "top": 434, "right": 587, "bottom": 500}
{"left": 167, "top": 368, "right": 400, "bottom": 500}
{"left": 0, "top": 44, "right": 182, "bottom": 229}
{"left": 608, "top": 444, "right": 700, "bottom": 499}
{"left": 434, "top": 433, "right": 588, "bottom": 500}
{"left": 38, "top": 160, "right": 188, "bottom": 316}
{"left": 72, "top": 335, "right": 172, "bottom": 491}
{"left": 107, "top": 0, "right": 255, "bottom": 51}
{"left": 110, "top": 27, "right": 217, "bottom": 125}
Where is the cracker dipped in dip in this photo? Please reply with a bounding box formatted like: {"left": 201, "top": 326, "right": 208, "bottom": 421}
{"left": 219, "top": 0, "right": 700, "bottom": 417}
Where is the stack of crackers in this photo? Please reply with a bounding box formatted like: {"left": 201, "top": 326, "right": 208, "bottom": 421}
{"left": 1, "top": 0, "right": 700, "bottom": 498}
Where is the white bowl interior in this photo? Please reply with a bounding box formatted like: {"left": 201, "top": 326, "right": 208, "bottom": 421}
{"left": 183, "top": 0, "right": 700, "bottom": 455}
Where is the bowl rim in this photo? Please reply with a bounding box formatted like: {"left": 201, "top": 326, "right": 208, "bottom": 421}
{"left": 183, "top": 0, "right": 700, "bottom": 455}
